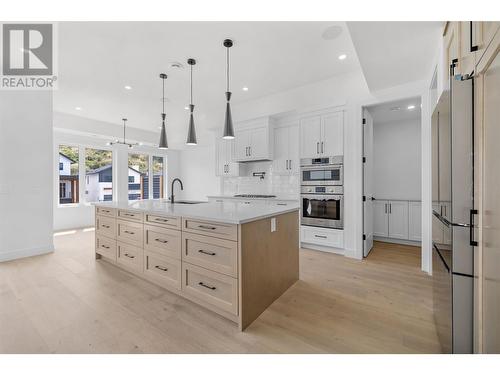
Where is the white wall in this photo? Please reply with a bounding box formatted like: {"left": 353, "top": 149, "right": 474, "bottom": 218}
{"left": 372, "top": 118, "right": 422, "bottom": 201}
{"left": 0, "top": 91, "right": 54, "bottom": 262}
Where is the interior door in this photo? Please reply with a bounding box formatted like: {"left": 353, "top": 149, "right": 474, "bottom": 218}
{"left": 363, "top": 109, "right": 374, "bottom": 256}
{"left": 322, "top": 111, "right": 344, "bottom": 156}
{"left": 300, "top": 115, "right": 321, "bottom": 158}
{"left": 481, "top": 46, "right": 500, "bottom": 354}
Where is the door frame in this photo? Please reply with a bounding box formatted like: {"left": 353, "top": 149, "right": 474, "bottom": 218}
{"left": 357, "top": 87, "right": 430, "bottom": 272}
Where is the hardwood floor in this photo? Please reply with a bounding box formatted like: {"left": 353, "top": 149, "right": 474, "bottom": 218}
{"left": 0, "top": 233, "right": 441, "bottom": 353}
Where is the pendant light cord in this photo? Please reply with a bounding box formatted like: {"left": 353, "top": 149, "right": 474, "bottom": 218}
{"left": 190, "top": 64, "right": 193, "bottom": 105}
{"left": 226, "top": 46, "right": 230, "bottom": 92}
{"left": 123, "top": 119, "right": 126, "bottom": 143}
{"left": 162, "top": 77, "right": 165, "bottom": 114}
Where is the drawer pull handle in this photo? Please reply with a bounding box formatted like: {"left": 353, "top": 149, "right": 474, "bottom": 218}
{"left": 198, "top": 282, "right": 216, "bottom": 290}
{"left": 102, "top": 224, "right": 111, "bottom": 228}
{"left": 124, "top": 230, "right": 135, "bottom": 235}
{"left": 124, "top": 253, "right": 135, "bottom": 259}
{"left": 154, "top": 218, "right": 169, "bottom": 222}
{"left": 101, "top": 245, "right": 110, "bottom": 249}
{"left": 277, "top": 203, "right": 287, "bottom": 206}
{"left": 314, "top": 235, "right": 327, "bottom": 239}
{"left": 102, "top": 210, "right": 110, "bottom": 213}
{"left": 123, "top": 213, "right": 135, "bottom": 216}
{"left": 155, "top": 265, "right": 168, "bottom": 272}
{"left": 198, "top": 225, "right": 217, "bottom": 230}
{"left": 154, "top": 238, "right": 169, "bottom": 244}
{"left": 198, "top": 249, "right": 216, "bottom": 256}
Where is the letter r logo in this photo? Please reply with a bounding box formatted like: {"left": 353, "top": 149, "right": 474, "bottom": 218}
{"left": 2, "top": 24, "right": 53, "bottom": 75}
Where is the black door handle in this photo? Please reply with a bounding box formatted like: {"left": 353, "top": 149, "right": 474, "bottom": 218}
{"left": 470, "top": 209, "right": 478, "bottom": 246}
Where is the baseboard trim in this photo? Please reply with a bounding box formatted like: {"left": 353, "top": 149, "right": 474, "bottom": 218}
{"left": 0, "top": 244, "right": 54, "bottom": 263}
{"left": 373, "top": 236, "right": 421, "bottom": 247}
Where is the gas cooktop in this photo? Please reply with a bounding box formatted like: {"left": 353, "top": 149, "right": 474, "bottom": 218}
{"left": 234, "top": 194, "right": 277, "bottom": 198}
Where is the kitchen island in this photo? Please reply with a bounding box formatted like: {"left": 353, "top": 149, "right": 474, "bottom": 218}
{"left": 94, "top": 200, "right": 300, "bottom": 330}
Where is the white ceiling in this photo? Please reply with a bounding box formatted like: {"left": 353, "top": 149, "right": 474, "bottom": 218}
{"left": 366, "top": 96, "right": 421, "bottom": 124}
{"left": 346, "top": 22, "right": 443, "bottom": 91}
{"left": 54, "top": 22, "right": 361, "bottom": 148}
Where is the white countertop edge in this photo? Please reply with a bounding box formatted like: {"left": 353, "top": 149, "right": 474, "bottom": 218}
{"left": 207, "top": 195, "right": 299, "bottom": 202}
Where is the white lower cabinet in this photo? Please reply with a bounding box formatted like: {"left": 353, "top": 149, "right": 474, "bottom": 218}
{"left": 373, "top": 200, "right": 420, "bottom": 242}
{"left": 300, "top": 226, "right": 344, "bottom": 249}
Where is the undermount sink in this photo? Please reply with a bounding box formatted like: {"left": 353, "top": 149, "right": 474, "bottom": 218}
{"left": 171, "top": 200, "right": 207, "bottom": 204}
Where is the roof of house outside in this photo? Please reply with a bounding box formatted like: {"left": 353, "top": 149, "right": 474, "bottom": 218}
{"left": 87, "top": 164, "right": 143, "bottom": 176}
{"left": 59, "top": 152, "right": 76, "bottom": 163}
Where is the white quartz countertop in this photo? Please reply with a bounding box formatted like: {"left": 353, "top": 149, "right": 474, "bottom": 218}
{"left": 207, "top": 195, "right": 299, "bottom": 202}
{"left": 94, "top": 199, "right": 299, "bottom": 225}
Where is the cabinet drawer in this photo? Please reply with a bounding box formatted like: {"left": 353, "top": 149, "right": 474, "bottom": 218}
{"left": 96, "top": 235, "right": 116, "bottom": 261}
{"left": 117, "top": 219, "right": 143, "bottom": 247}
{"left": 301, "top": 226, "right": 343, "bottom": 248}
{"left": 182, "top": 218, "right": 237, "bottom": 241}
{"left": 96, "top": 215, "right": 116, "bottom": 239}
{"left": 182, "top": 263, "right": 238, "bottom": 315}
{"left": 117, "top": 209, "right": 143, "bottom": 223}
{"left": 182, "top": 232, "right": 237, "bottom": 277}
{"left": 96, "top": 206, "right": 116, "bottom": 217}
{"left": 145, "top": 213, "right": 181, "bottom": 230}
{"left": 144, "top": 224, "right": 181, "bottom": 259}
{"left": 117, "top": 242, "right": 143, "bottom": 273}
{"left": 144, "top": 251, "right": 181, "bottom": 290}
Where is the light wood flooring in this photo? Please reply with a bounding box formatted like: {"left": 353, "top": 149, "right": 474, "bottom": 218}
{"left": 0, "top": 232, "right": 441, "bottom": 353}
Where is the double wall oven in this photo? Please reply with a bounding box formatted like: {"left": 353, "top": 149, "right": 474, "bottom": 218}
{"left": 300, "top": 156, "right": 343, "bottom": 229}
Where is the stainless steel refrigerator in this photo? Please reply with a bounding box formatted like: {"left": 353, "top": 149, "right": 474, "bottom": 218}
{"left": 431, "top": 69, "right": 475, "bottom": 354}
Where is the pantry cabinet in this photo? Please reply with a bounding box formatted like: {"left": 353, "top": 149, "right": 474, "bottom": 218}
{"left": 273, "top": 125, "right": 299, "bottom": 175}
{"left": 215, "top": 137, "right": 240, "bottom": 177}
{"left": 300, "top": 111, "right": 343, "bottom": 158}
{"left": 373, "top": 200, "right": 421, "bottom": 242}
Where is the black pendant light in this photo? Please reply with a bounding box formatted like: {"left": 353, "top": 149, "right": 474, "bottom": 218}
{"left": 158, "top": 73, "right": 168, "bottom": 149}
{"left": 222, "top": 39, "right": 235, "bottom": 139}
{"left": 186, "top": 58, "right": 197, "bottom": 145}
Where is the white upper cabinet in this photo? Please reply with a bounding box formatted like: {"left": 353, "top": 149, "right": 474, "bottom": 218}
{"left": 300, "top": 116, "right": 322, "bottom": 158}
{"left": 273, "top": 125, "right": 299, "bottom": 175}
{"left": 322, "top": 112, "right": 344, "bottom": 157}
{"left": 300, "top": 111, "right": 344, "bottom": 158}
{"left": 233, "top": 117, "right": 274, "bottom": 162}
{"left": 215, "top": 137, "right": 240, "bottom": 177}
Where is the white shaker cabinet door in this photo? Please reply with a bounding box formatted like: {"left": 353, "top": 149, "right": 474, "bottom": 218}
{"left": 288, "top": 125, "right": 300, "bottom": 174}
{"left": 249, "top": 126, "right": 269, "bottom": 160}
{"left": 234, "top": 129, "right": 250, "bottom": 161}
{"left": 408, "top": 201, "right": 422, "bottom": 241}
{"left": 388, "top": 201, "right": 409, "bottom": 240}
{"left": 273, "top": 126, "right": 289, "bottom": 175}
{"left": 300, "top": 115, "right": 321, "bottom": 158}
{"left": 321, "top": 111, "right": 344, "bottom": 156}
{"left": 373, "top": 200, "right": 389, "bottom": 237}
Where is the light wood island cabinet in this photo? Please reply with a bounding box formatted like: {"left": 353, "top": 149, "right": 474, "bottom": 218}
{"left": 94, "top": 203, "right": 299, "bottom": 330}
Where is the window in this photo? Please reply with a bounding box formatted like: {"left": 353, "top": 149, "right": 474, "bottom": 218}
{"left": 58, "top": 145, "right": 79, "bottom": 204}
{"left": 152, "top": 156, "right": 165, "bottom": 199}
{"left": 85, "top": 148, "right": 113, "bottom": 203}
{"left": 128, "top": 154, "right": 149, "bottom": 201}
{"left": 128, "top": 176, "right": 134, "bottom": 183}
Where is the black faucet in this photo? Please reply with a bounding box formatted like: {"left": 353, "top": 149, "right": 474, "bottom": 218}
{"left": 170, "top": 178, "right": 184, "bottom": 204}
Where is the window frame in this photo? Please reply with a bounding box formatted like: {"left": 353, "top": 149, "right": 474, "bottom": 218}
{"left": 128, "top": 153, "right": 167, "bottom": 202}
{"left": 84, "top": 147, "right": 114, "bottom": 204}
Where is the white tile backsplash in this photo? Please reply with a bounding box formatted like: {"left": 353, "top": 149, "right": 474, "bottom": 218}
{"left": 222, "top": 161, "right": 299, "bottom": 199}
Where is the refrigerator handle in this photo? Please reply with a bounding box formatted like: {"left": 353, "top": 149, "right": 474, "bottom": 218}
{"left": 470, "top": 209, "right": 478, "bottom": 246}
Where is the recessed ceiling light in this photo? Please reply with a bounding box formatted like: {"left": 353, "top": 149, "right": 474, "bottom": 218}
{"left": 390, "top": 107, "right": 401, "bottom": 112}
{"left": 321, "top": 25, "right": 343, "bottom": 41}
{"left": 75, "top": 106, "right": 82, "bottom": 111}
{"left": 242, "top": 87, "right": 249, "bottom": 91}
{"left": 407, "top": 105, "right": 416, "bottom": 110}
{"left": 338, "top": 54, "right": 347, "bottom": 60}
{"left": 184, "top": 106, "right": 189, "bottom": 110}
{"left": 124, "top": 85, "right": 132, "bottom": 90}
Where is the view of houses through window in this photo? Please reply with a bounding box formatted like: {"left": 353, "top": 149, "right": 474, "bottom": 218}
{"left": 58, "top": 145, "right": 79, "bottom": 204}
{"left": 128, "top": 153, "right": 149, "bottom": 201}
{"left": 58, "top": 145, "right": 165, "bottom": 204}
{"left": 85, "top": 148, "right": 113, "bottom": 202}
